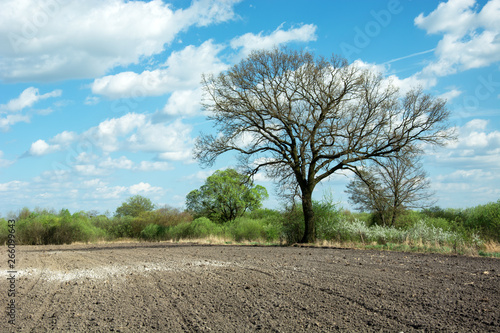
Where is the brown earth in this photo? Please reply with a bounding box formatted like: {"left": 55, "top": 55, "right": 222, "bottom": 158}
{"left": 1, "top": 242, "right": 499, "bottom": 332}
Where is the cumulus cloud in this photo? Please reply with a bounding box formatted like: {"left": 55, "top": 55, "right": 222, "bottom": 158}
{"left": 438, "top": 89, "right": 463, "bottom": 102}
{"left": 415, "top": 0, "right": 500, "bottom": 77}
{"left": 136, "top": 161, "right": 172, "bottom": 171}
{"left": 0, "top": 180, "right": 29, "bottom": 192}
{"left": 1, "top": 87, "right": 61, "bottom": 112}
{"left": 0, "top": 0, "right": 239, "bottom": 82}
{"left": 129, "top": 182, "right": 163, "bottom": 195}
{"left": 27, "top": 130, "right": 77, "bottom": 156}
{"left": 27, "top": 112, "right": 194, "bottom": 163}
{"left": 158, "top": 89, "right": 203, "bottom": 119}
{"left": 429, "top": 119, "right": 500, "bottom": 170}
{"left": 230, "top": 23, "right": 317, "bottom": 57}
{"left": 91, "top": 40, "right": 227, "bottom": 99}
{"left": 0, "top": 114, "right": 30, "bottom": 131}
{"left": 99, "top": 156, "right": 134, "bottom": 170}
{"left": 0, "top": 87, "right": 61, "bottom": 130}
{"left": 28, "top": 139, "right": 58, "bottom": 156}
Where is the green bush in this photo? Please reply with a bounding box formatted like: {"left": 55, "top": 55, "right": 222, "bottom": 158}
{"left": 0, "top": 218, "right": 8, "bottom": 244}
{"left": 463, "top": 200, "right": 500, "bottom": 241}
{"left": 15, "top": 217, "right": 45, "bottom": 245}
{"left": 152, "top": 207, "right": 193, "bottom": 227}
{"left": 189, "top": 217, "right": 222, "bottom": 238}
{"left": 423, "top": 216, "right": 453, "bottom": 231}
{"left": 281, "top": 204, "right": 304, "bottom": 244}
{"left": 169, "top": 222, "right": 193, "bottom": 240}
{"left": 106, "top": 216, "right": 134, "bottom": 238}
{"left": 230, "top": 217, "right": 267, "bottom": 242}
{"left": 422, "top": 206, "right": 464, "bottom": 223}
{"left": 140, "top": 224, "right": 166, "bottom": 241}
{"left": 315, "top": 200, "right": 343, "bottom": 240}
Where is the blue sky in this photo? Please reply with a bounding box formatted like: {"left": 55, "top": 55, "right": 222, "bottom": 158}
{"left": 1, "top": 0, "right": 499, "bottom": 216}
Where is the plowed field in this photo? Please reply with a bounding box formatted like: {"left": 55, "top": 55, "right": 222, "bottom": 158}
{"left": 1, "top": 242, "right": 499, "bottom": 332}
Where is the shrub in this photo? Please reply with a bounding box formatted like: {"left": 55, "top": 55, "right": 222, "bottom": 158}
{"left": 169, "top": 222, "right": 193, "bottom": 241}
{"left": 140, "top": 224, "right": 166, "bottom": 241}
{"left": 281, "top": 204, "right": 304, "bottom": 244}
{"left": 189, "top": 217, "right": 222, "bottom": 238}
{"left": 463, "top": 200, "right": 500, "bottom": 241}
{"left": 315, "top": 200, "right": 343, "bottom": 240}
{"left": 106, "top": 216, "right": 134, "bottom": 239}
{"left": 16, "top": 217, "right": 45, "bottom": 245}
{"left": 230, "top": 217, "right": 267, "bottom": 242}
{"left": 0, "top": 218, "right": 8, "bottom": 244}
{"left": 153, "top": 206, "right": 193, "bottom": 227}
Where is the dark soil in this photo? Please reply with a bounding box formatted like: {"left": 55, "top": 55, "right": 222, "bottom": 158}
{"left": 1, "top": 242, "right": 499, "bottom": 332}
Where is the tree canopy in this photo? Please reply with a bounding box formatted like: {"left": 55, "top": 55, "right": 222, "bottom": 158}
{"left": 186, "top": 169, "right": 268, "bottom": 223}
{"left": 195, "top": 47, "right": 454, "bottom": 242}
{"left": 115, "top": 195, "right": 155, "bottom": 217}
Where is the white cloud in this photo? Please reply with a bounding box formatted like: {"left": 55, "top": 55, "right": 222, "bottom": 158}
{"left": 84, "top": 96, "right": 100, "bottom": 105}
{"left": 74, "top": 164, "right": 108, "bottom": 176}
{"left": 129, "top": 182, "right": 162, "bottom": 195}
{"left": 127, "top": 119, "right": 194, "bottom": 160}
{"left": 27, "top": 130, "right": 77, "bottom": 156}
{"left": 438, "top": 89, "right": 463, "bottom": 102}
{"left": 429, "top": 118, "right": 500, "bottom": 170}
{"left": 0, "top": 0, "right": 239, "bottom": 82}
{"left": 182, "top": 169, "right": 217, "bottom": 182}
{"left": 91, "top": 40, "right": 227, "bottom": 99}
{"left": 436, "top": 169, "right": 494, "bottom": 182}
{"left": 157, "top": 150, "right": 193, "bottom": 162}
{"left": 27, "top": 112, "right": 194, "bottom": 162}
{"left": 350, "top": 59, "right": 435, "bottom": 93}
{"left": 82, "top": 179, "right": 107, "bottom": 188}
{"left": 0, "top": 151, "right": 14, "bottom": 168}
{"left": 90, "top": 185, "right": 128, "bottom": 199}
{"left": 0, "top": 180, "right": 29, "bottom": 192}
{"left": 0, "top": 87, "right": 61, "bottom": 130}
{"left": 159, "top": 89, "right": 203, "bottom": 118}
{"left": 51, "top": 130, "right": 77, "bottom": 145}
{"left": 230, "top": 23, "right": 317, "bottom": 57}
{"left": 0, "top": 114, "right": 30, "bottom": 131}
{"left": 75, "top": 152, "right": 99, "bottom": 164}
{"left": 83, "top": 113, "right": 147, "bottom": 153}
{"left": 415, "top": 0, "right": 500, "bottom": 77}
{"left": 464, "top": 118, "right": 488, "bottom": 130}
{"left": 99, "top": 156, "right": 134, "bottom": 170}
{"left": 136, "top": 161, "right": 172, "bottom": 171}
{"left": 28, "top": 139, "right": 59, "bottom": 156}
{"left": 1, "top": 87, "right": 61, "bottom": 112}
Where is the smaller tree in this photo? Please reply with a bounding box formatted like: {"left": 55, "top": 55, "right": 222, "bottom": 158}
{"left": 346, "top": 152, "right": 434, "bottom": 226}
{"left": 186, "top": 169, "right": 268, "bottom": 223}
{"left": 115, "top": 195, "right": 155, "bottom": 217}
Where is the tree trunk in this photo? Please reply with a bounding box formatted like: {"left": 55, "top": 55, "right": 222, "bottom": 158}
{"left": 300, "top": 189, "right": 316, "bottom": 243}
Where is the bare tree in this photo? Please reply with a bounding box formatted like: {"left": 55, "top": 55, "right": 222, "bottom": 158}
{"left": 346, "top": 152, "right": 435, "bottom": 226}
{"left": 194, "top": 47, "right": 453, "bottom": 243}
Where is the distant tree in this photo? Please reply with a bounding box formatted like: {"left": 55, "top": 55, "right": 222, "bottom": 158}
{"left": 346, "top": 152, "right": 435, "bottom": 226}
{"left": 115, "top": 195, "right": 155, "bottom": 217}
{"left": 186, "top": 169, "right": 268, "bottom": 223}
{"left": 195, "top": 47, "right": 454, "bottom": 242}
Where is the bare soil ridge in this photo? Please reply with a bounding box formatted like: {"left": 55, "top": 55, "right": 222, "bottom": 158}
{"left": 1, "top": 243, "right": 499, "bottom": 332}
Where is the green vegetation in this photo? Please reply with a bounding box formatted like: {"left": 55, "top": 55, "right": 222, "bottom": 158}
{"left": 115, "top": 195, "right": 155, "bottom": 218}
{"left": 186, "top": 169, "right": 268, "bottom": 223}
{"left": 2, "top": 195, "right": 499, "bottom": 257}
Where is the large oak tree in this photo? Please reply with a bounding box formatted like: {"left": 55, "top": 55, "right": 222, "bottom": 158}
{"left": 194, "top": 48, "right": 453, "bottom": 243}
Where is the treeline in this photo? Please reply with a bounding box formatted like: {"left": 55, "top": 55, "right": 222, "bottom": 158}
{"left": 1, "top": 198, "right": 498, "bottom": 255}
